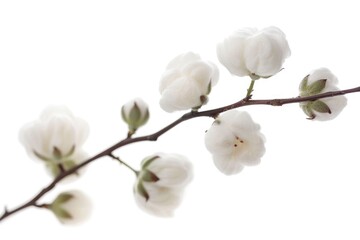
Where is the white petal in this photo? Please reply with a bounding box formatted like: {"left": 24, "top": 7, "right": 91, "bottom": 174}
{"left": 212, "top": 154, "right": 244, "bottom": 175}
{"left": 166, "top": 52, "right": 200, "bottom": 70}
{"left": 134, "top": 183, "right": 183, "bottom": 217}
{"left": 159, "top": 77, "right": 203, "bottom": 112}
{"left": 147, "top": 153, "right": 193, "bottom": 188}
{"left": 307, "top": 67, "right": 338, "bottom": 86}
{"left": 159, "top": 52, "right": 219, "bottom": 112}
{"left": 217, "top": 28, "right": 257, "bottom": 77}
{"left": 313, "top": 95, "right": 347, "bottom": 121}
{"left": 59, "top": 190, "right": 92, "bottom": 225}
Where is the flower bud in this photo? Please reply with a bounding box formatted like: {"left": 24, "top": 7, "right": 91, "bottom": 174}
{"left": 217, "top": 26, "right": 290, "bottom": 78}
{"left": 19, "top": 106, "right": 89, "bottom": 178}
{"left": 159, "top": 52, "right": 219, "bottom": 112}
{"left": 121, "top": 98, "right": 149, "bottom": 135}
{"left": 299, "top": 68, "right": 347, "bottom": 121}
{"left": 134, "top": 153, "right": 193, "bottom": 217}
{"left": 49, "top": 190, "right": 92, "bottom": 225}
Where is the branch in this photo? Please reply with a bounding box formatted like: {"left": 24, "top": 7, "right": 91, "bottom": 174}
{"left": 1, "top": 86, "right": 359, "bottom": 222}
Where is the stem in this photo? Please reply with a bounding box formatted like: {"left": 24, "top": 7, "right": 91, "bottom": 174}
{"left": 108, "top": 153, "right": 139, "bottom": 175}
{"left": 1, "top": 85, "right": 360, "bottom": 222}
{"left": 246, "top": 79, "right": 256, "bottom": 98}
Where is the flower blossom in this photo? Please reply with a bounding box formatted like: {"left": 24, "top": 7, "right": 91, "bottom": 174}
{"left": 19, "top": 106, "right": 89, "bottom": 177}
{"left": 159, "top": 52, "right": 219, "bottom": 112}
{"left": 50, "top": 190, "right": 92, "bottom": 225}
{"left": 204, "top": 110, "right": 265, "bottom": 175}
{"left": 134, "top": 153, "right": 193, "bottom": 217}
{"left": 217, "top": 26, "right": 291, "bottom": 78}
{"left": 299, "top": 68, "right": 347, "bottom": 121}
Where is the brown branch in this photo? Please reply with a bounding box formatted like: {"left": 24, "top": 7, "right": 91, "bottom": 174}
{"left": 1, "top": 86, "right": 359, "bottom": 222}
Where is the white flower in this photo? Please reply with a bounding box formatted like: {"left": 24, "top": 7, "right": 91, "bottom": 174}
{"left": 50, "top": 190, "right": 92, "bottom": 225}
{"left": 134, "top": 153, "right": 193, "bottom": 217}
{"left": 299, "top": 68, "right": 347, "bottom": 121}
{"left": 19, "top": 106, "right": 89, "bottom": 177}
{"left": 204, "top": 110, "right": 265, "bottom": 175}
{"left": 159, "top": 52, "right": 219, "bottom": 112}
{"left": 121, "top": 98, "right": 149, "bottom": 134}
{"left": 217, "top": 26, "right": 291, "bottom": 78}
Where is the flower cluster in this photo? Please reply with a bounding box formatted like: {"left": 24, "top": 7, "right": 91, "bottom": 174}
{"left": 159, "top": 52, "right": 219, "bottom": 112}
{"left": 134, "top": 153, "right": 193, "bottom": 217}
{"left": 11, "top": 26, "right": 351, "bottom": 225}
{"left": 299, "top": 68, "right": 347, "bottom": 120}
{"left": 19, "top": 106, "right": 89, "bottom": 178}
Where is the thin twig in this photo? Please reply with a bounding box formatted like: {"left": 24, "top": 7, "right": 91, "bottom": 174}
{"left": 1, "top": 86, "right": 359, "bottom": 222}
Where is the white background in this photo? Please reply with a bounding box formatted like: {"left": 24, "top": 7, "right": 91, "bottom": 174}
{"left": 1, "top": 0, "right": 360, "bottom": 239}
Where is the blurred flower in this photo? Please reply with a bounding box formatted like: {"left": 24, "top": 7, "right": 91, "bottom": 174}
{"left": 217, "top": 26, "right": 290, "bottom": 78}
{"left": 204, "top": 110, "right": 265, "bottom": 175}
{"left": 159, "top": 52, "right": 219, "bottom": 112}
{"left": 121, "top": 98, "right": 149, "bottom": 135}
{"left": 19, "top": 106, "right": 89, "bottom": 177}
{"left": 299, "top": 68, "right": 347, "bottom": 121}
{"left": 134, "top": 153, "right": 193, "bottom": 217}
{"left": 50, "top": 190, "right": 92, "bottom": 225}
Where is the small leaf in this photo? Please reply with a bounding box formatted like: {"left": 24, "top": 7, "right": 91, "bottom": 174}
{"left": 52, "top": 146, "right": 63, "bottom": 160}
{"left": 206, "top": 81, "right": 212, "bottom": 95}
{"left": 136, "top": 182, "right": 149, "bottom": 201}
{"left": 299, "top": 74, "right": 309, "bottom": 93}
{"left": 63, "top": 145, "right": 75, "bottom": 158}
{"left": 141, "top": 170, "right": 160, "bottom": 182}
{"left": 300, "top": 102, "right": 315, "bottom": 119}
{"left": 311, "top": 100, "right": 331, "bottom": 114}
{"left": 141, "top": 155, "right": 159, "bottom": 170}
{"left": 33, "top": 150, "right": 52, "bottom": 162}
{"left": 53, "top": 193, "right": 74, "bottom": 205}
{"left": 129, "top": 103, "right": 141, "bottom": 124}
{"left": 307, "top": 79, "right": 327, "bottom": 95}
{"left": 51, "top": 206, "right": 73, "bottom": 221}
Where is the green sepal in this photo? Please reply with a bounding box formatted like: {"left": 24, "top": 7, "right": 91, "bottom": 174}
{"left": 300, "top": 102, "right": 315, "bottom": 119}
{"left": 307, "top": 79, "right": 327, "bottom": 95}
{"left": 311, "top": 100, "right": 331, "bottom": 113}
{"left": 50, "top": 192, "right": 75, "bottom": 221}
{"left": 129, "top": 103, "right": 141, "bottom": 125}
{"left": 53, "top": 193, "right": 74, "bottom": 205}
{"left": 299, "top": 74, "right": 309, "bottom": 92}
{"left": 206, "top": 81, "right": 212, "bottom": 95}
{"left": 141, "top": 155, "right": 159, "bottom": 170}
{"left": 141, "top": 170, "right": 159, "bottom": 182}
{"left": 33, "top": 151, "right": 52, "bottom": 162}
{"left": 136, "top": 182, "right": 149, "bottom": 201}
{"left": 52, "top": 147, "right": 62, "bottom": 160}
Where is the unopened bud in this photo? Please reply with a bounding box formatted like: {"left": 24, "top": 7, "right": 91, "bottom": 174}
{"left": 121, "top": 98, "right": 149, "bottom": 135}
{"left": 49, "top": 190, "right": 92, "bottom": 225}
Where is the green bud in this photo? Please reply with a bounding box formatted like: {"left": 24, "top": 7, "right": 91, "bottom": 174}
{"left": 49, "top": 190, "right": 92, "bottom": 225}
{"left": 121, "top": 98, "right": 150, "bottom": 135}
{"left": 50, "top": 193, "right": 75, "bottom": 221}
